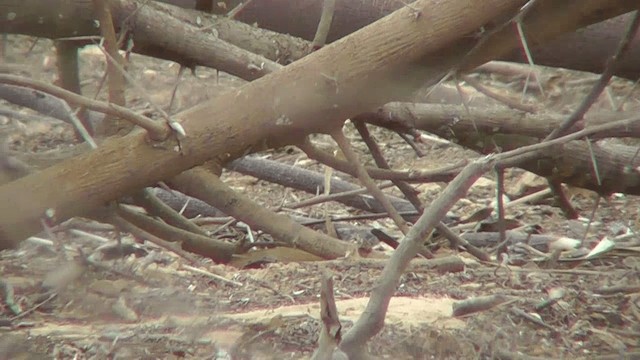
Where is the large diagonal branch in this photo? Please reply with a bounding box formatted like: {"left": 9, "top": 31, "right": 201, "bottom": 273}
{"left": 0, "top": 0, "right": 636, "bottom": 249}
{"left": 171, "top": 0, "right": 640, "bottom": 79}
{"left": 0, "top": 0, "right": 519, "bottom": 247}
{"left": 3, "top": 0, "right": 639, "bottom": 80}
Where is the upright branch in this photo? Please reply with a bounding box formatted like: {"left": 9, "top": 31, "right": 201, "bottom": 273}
{"left": 311, "top": 273, "right": 346, "bottom": 360}
{"left": 311, "top": 0, "right": 337, "bottom": 50}
{"left": 339, "top": 157, "right": 496, "bottom": 358}
{"left": 92, "top": 0, "right": 130, "bottom": 136}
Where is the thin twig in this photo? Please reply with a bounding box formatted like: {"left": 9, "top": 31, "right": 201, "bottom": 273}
{"left": 94, "top": 43, "right": 185, "bottom": 138}
{"left": 396, "top": 131, "right": 425, "bottom": 157}
{"left": 0, "top": 74, "right": 168, "bottom": 139}
{"left": 286, "top": 181, "right": 395, "bottom": 210}
{"left": 495, "top": 168, "right": 507, "bottom": 257}
{"left": 299, "top": 138, "right": 464, "bottom": 182}
{"left": 168, "top": 66, "right": 185, "bottom": 113}
{"left": 330, "top": 127, "right": 410, "bottom": 235}
{"left": 227, "top": 0, "right": 256, "bottom": 19}
{"left": 582, "top": 195, "right": 601, "bottom": 244}
{"left": 133, "top": 187, "right": 208, "bottom": 236}
{"left": 181, "top": 264, "right": 243, "bottom": 287}
{"left": 462, "top": 74, "right": 537, "bottom": 113}
{"left": 60, "top": 100, "right": 98, "bottom": 149}
{"left": 495, "top": 113, "right": 640, "bottom": 167}
{"left": 298, "top": 211, "right": 420, "bottom": 226}
{"left": 514, "top": 19, "right": 545, "bottom": 97}
{"left": 110, "top": 213, "right": 201, "bottom": 265}
{"left": 10, "top": 293, "right": 58, "bottom": 321}
{"left": 435, "top": 222, "right": 490, "bottom": 261}
{"left": 353, "top": 121, "right": 422, "bottom": 212}
{"left": 585, "top": 138, "right": 603, "bottom": 186}
{"left": 352, "top": 120, "right": 433, "bottom": 259}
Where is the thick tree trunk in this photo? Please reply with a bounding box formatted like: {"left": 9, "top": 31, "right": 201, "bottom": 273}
{"left": 0, "top": 0, "right": 311, "bottom": 68}
{"left": 0, "top": 0, "right": 636, "bottom": 250}
{"left": 0, "top": 0, "right": 524, "bottom": 248}
{"left": 361, "top": 104, "right": 640, "bottom": 195}
{"left": 3, "top": 1, "right": 638, "bottom": 78}
{"left": 162, "top": 0, "right": 640, "bottom": 79}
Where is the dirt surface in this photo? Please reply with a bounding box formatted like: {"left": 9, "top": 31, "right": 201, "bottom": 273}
{"left": 1, "top": 35, "right": 640, "bottom": 360}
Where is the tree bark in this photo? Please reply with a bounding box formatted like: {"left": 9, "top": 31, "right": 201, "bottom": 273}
{"left": 214, "top": 0, "right": 640, "bottom": 79}
{"left": 0, "top": 0, "right": 310, "bottom": 68}
{"left": 361, "top": 103, "right": 640, "bottom": 195}
{"left": 3, "top": 1, "right": 639, "bottom": 78}
{"left": 0, "top": 0, "right": 636, "bottom": 250}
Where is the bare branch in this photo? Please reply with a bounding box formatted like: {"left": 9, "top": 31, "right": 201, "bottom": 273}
{"left": 311, "top": 0, "right": 337, "bottom": 50}
{"left": 311, "top": 273, "right": 346, "bottom": 360}
{"left": 545, "top": 10, "right": 640, "bottom": 140}
{"left": 340, "top": 156, "right": 495, "bottom": 357}
{"left": 93, "top": 0, "right": 130, "bottom": 136}
{"left": 330, "top": 127, "right": 411, "bottom": 235}
{"left": 0, "top": 74, "right": 169, "bottom": 139}
{"left": 168, "top": 167, "right": 353, "bottom": 259}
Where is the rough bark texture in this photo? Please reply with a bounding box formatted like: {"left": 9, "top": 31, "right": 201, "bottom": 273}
{"left": 0, "top": 0, "right": 637, "bottom": 250}
{"left": 0, "top": 0, "right": 310, "bottom": 67}
{"left": 0, "top": 0, "right": 528, "bottom": 249}
{"left": 239, "top": 2, "right": 640, "bottom": 79}
{"left": 361, "top": 104, "right": 640, "bottom": 195}
{"left": 3, "top": 1, "right": 638, "bottom": 78}
{"left": 162, "top": 0, "right": 640, "bottom": 79}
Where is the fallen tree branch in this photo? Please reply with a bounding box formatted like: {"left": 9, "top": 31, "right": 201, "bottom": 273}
{"left": 0, "top": 0, "right": 635, "bottom": 250}
{"left": 361, "top": 103, "right": 640, "bottom": 195}
{"left": 0, "top": 0, "right": 308, "bottom": 72}
{"left": 299, "top": 137, "right": 465, "bottom": 182}
{"left": 0, "top": 75, "right": 168, "bottom": 139}
{"left": 340, "top": 101, "right": 640, "bottom": 357}
{"left": 116, "top": 203, "right": 236, "bottom": 262}
{"left": 228, "top": 156, "right": 415, "bottom": 214}
{"left": 0, "top": 0, "right": 524, "bottom": 248}
{"left": 544, "top": 10, "right": 640, "bottom": 140}
{"left": 168, "top": 166, "right": 353, "bottom": 259}
{"left": 219, "top": 0, "right": 640, "bottom": 79}
{"left": 329, "top": 127, "right": 410, "bottom": 235}
{"left": 131, "top": 187, "right": 208, "bottom": 236}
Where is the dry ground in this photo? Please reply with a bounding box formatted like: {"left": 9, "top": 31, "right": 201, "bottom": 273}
{"left": 1, "top": 35, "right": 640, "bottom": 359}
